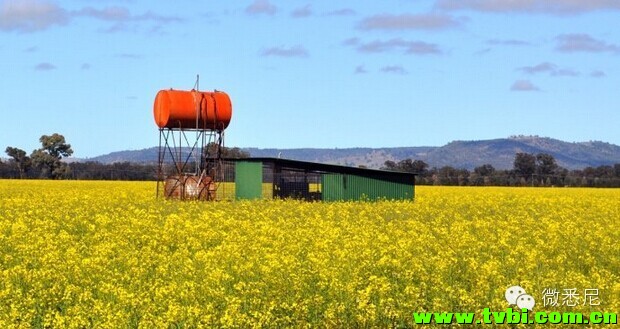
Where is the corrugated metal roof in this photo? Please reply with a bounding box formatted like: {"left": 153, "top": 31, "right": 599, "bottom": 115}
{"left": 223, "top": 157, "right": 416, "bottom": 185}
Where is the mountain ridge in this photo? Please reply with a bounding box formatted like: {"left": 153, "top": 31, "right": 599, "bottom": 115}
{"left": 84, "top": 136, "right": 620, "bottom": 170}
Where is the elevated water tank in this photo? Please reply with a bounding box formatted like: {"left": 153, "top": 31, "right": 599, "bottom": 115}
{"left": 154, "top": 89, "right": 232, "bottom": 130}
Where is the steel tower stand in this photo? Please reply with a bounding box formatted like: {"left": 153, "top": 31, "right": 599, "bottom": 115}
{"left": 156, "top": 127, "right": 224, "bottom": 200}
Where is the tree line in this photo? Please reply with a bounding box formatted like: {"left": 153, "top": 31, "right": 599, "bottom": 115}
{"left": 3, "top": 134, "right": 620, "bottom": 186}
{"left": 1, "top": 133, "right": 249, "bottom": 181}
{"left": 4, "top": 134, "right": 74, "bottom": 179}
{"left": 383, "top": 153, "right": 620, "bottom": 187}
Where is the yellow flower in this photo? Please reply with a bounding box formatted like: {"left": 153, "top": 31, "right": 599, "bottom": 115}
{"left": 0, "top": 181, "right": 617, "bottom": 327}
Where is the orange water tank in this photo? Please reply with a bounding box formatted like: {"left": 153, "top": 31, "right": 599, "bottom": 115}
{"left": 153, "top": 89, "right": 232, "bottom": 130}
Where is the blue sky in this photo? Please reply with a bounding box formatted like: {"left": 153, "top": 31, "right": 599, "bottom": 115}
{"left": 1, "top": 0, "right": 619, "bottom": 158}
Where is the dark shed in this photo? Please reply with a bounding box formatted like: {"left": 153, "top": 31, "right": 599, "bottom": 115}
{"left": 227, "top": 158, "right": 416, "bottom": 201}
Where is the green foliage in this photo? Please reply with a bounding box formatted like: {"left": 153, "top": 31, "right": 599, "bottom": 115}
{"left": 30, "top": 133, "right": 74, "bottom": 179}
{"left": 5, "top": 146, "right": 31, "bottom": 178}
{"left": 536, "top": 153, "right": 558, "bottom": 175}
{"left": 39, "top": 133, "right": 74, "bottom": 158}
{"left": 513, "top": 153, "right": 537, "bottom": 177}
{"left": 383, "top": 159, "right": 428, "bottom": 174}
{"left": 204, "top": 142, "right": 250, "bottom": 159}
{"left": 474, "top": 164, "right": 495, "bottom": 176}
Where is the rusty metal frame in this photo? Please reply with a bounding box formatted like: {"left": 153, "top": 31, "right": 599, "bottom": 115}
{"left": 156, "top": 127, "right": 224, "bottom": 200}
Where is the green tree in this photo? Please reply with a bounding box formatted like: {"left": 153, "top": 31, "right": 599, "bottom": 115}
{"left": 409, "top": 160, "right": 429, "bottom": 175}
{"left": 402, "top": 159, "right": 428, "bottom": 174}
{"left": 31, "top": 133, "right": 74, "bottom": 179}
{"left": 383, "top": 159, "right": 429, "bottom": 175}
{"left": 383, "top": 160, "right": 397, "bottom": 171}
{"left": 536, "top": 153, "right": 558, "bottom": 176}
{"left": 204, "top": 142, "right": 250, "bottom": 159}
{"left": 513, "top": 153, "right": 536, "bottom": 180}
{"left": 437, "top": 166, "right": 459, "bottom": 185}
{"left": 474, "top": 164, "right": 495, "bottom": 177}
{"left": 5, "top": 146, "right": 31, "bottom": 178}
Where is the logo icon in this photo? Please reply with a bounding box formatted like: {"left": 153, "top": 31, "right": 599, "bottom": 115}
{"left": 505, "top": 285, "right": 535, "bottom": 310}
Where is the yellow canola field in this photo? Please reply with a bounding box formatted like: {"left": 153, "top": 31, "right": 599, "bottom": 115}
{"left": 0, "top": 180, "right": 618, "bottom": 328}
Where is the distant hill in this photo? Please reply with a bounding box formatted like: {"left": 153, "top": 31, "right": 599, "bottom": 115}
{"left": 86, "top": 148, "right": 161, "bottom": 164}
{"left": 86, "top": 136, "right": 620, "bottom": 170}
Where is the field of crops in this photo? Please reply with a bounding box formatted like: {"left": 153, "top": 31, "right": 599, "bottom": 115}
{"left": 0, "top": 180, "right": 618, "bottom": 328}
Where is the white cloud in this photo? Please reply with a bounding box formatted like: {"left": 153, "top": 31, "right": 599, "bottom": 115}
{"left": 76, "top": 7, "right": 181, "bottom": 22}
{"left": 487, "top": 39, "right": 531, "bottom": 46}
{"left": 34, "top": 62, "right": 56, "bottom": 71}
{"left": 381, "top": 65, "right": 408, "bottom": 75}
{"left": 291, "top": 4, "right": 311, "bottom": 18}
{"left": 0, "top": 1, "right": 181, "bottom": 33}
{"left": 436, "top": 0, "right": 620, "bottom": 15}
{"left": 246, "top": 0, "right": 276, "bottom": 16}
{"left": 342, "top": 38, "right": 359, "bottom": 46}
{"left": 519, "top": 62, "right": 557, "bottom": 74}
{"left": 326, "top": 8, "right": 356, "bottom": 16}
{"left": 0, "top": 0, "right": 68, "bottom": 32}
{"left": 74, "top": 6, "right": 130, "bottom": 21}
{"left": 261, "top": 45, "right": 308, "bottom": 58}
{"left": 358, "top": 13, "right": 463, "bottom": 31}
{"left": 511, "top": 80, "right": 540, "bottom": 91}
{"left": 519, "top": 62, "right": 579, "bottom": 76}
{"left": 474, "top": 48, "right": 491, "bottom": 56}
{"left": 348, "top": 38, "right": 442, "bottom": 55}
{"left": 556, "top": 34, "right": 620, "bottom": 53}
{"left": 552, "top": 68, "right": 580, "bottom": 77}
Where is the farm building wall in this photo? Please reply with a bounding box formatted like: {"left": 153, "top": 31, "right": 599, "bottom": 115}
{"left": 322, "top": 174, "right": 414, "bottom": 201}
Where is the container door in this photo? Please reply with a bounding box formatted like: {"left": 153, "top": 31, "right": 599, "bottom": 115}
{"left": 235, "top": 162, "right": 263, "bottom": 200}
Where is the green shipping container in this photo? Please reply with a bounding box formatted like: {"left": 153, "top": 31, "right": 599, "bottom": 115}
{"left": 235, "top": 161, "right": 263, "bottom": 200}
{"left": 322, "top": 174, "right": 414, "bottom": 201}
